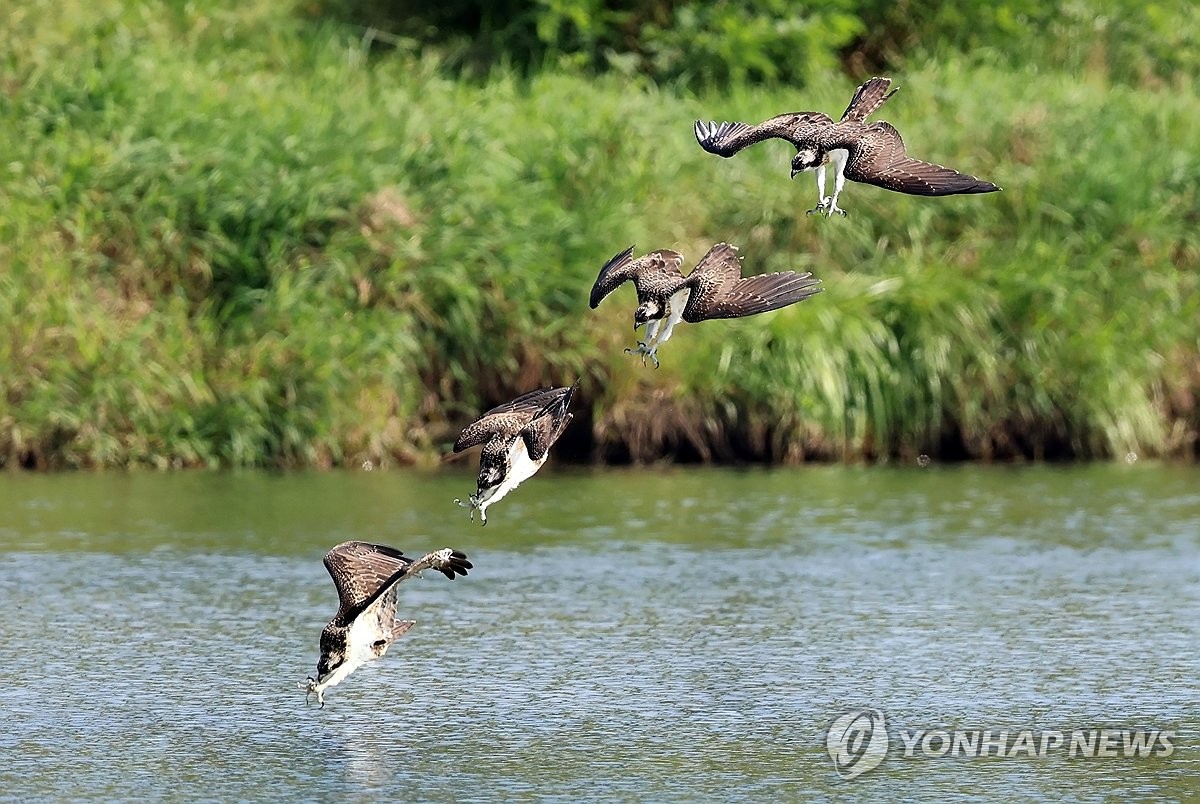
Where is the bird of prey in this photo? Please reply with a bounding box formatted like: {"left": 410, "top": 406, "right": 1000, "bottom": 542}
{"left": 589, "top": 242, "right": 822, "bottom": 367}
{"left": 301, "top": 540, "right": 472, "bottom": 707}
{"left": 694, "top": 76, "right": 1000, "bottom": 217}
{"left": 452, "top": 383, "right": 576, "bottom": 525}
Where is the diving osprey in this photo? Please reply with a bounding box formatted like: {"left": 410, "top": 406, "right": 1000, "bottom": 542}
{"left": 589, "top": 242, "right": 822, "bottom": 367}
{"left": 301, "top": 540, "right": 472, "bottom": 707}
{"left": 694, "top": 76, "right": 1000, "bottom": 217}
{"left": 453, "top": 383, "right": 576, "bottom": 524}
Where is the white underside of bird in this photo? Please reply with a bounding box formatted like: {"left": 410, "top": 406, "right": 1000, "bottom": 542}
{"left": 629, "top": 287, "right": 691, "bottom": 367}
{"left": 474, "top": 436, "right": 548, "bottom": 523}
{"left": 305, "top": 611, "right": 397, "bottom": 706}
{"left": 805, "top": 147, "right": 850, "bottom": 217}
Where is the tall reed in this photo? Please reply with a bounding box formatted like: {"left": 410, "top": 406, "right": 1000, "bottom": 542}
{"left": 1, "top": 1, "right": 1196, "bottom": 467}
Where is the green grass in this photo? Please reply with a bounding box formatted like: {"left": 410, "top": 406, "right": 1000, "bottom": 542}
{"left": 1, "top": 0, "right": 1197, "bottom": 467}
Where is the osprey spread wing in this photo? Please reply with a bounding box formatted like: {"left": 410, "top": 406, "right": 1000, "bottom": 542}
{"left": 301, "top": 540, "right": 472, "bottom": 707}
{"left": 695, "top": 76, "right": 1000, "bottom": 217}
{"left": 453, "top": 383, "right": 576, "bottom": 524}
{"left": 589, "top": 242, "right": 822, "bottom": 367}
{"left": 453, "top": 386, "right": 569, "bottom": 454}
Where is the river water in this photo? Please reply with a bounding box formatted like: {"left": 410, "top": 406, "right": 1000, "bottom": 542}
{"left": 0, "top": 464, "right": 1197, "bottom": 799}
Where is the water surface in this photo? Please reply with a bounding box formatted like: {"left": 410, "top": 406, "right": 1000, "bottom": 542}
{"left": 1, "top": 465, "right": 1197, "bottom": 799}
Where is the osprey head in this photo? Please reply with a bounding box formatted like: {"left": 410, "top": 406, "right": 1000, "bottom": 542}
{"left": 315, "top": 630, "right": 346, "bottom": 683}
{"left": 455, "top": 443, "right": 507, "bottom": 524}
{"left": 790, "top": 148, "right": 823, "bottom": 178}
{"left": 634, "top": 300, "right": 664, "bottom": 330}
{"left": 477, "top": 457, "right": 503, "bottom": 492}
{"left": 316, "top": 650, "right": 343, "bottom": 682}
{"left": 302, "top": 630, "right": 350, "bottom": 707}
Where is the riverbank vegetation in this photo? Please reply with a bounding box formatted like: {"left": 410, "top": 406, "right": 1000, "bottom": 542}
{"left": 2, "top": 0, "right": 1197, "bottom": 468}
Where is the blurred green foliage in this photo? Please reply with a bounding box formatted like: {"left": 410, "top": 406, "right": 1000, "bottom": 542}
{"left": 301, "top": 0, "right": 1200, "bottom": 87}
{"left": 299, "top": 0, "right": 865, "bottom": 84}
{"left": 0, "top": 0, "right": 1197, "bottom": 468}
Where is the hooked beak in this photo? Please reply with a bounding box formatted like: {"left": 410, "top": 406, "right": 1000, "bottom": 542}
{"left": 790, "top": 168, "right": 799, "bottom": 179}
{"left": 633, "top": 321, "right": 643, "bottom": 331}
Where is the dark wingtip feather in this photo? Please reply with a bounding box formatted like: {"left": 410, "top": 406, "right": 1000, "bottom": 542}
{"left": 590, "top": 245, "right": 637, "bottom": 309}
{"left": 530, "top": 383, "right": 575, "bottom": 431}
{"left": 562, "top": 379, "right": 580, "bottom": 407}
{"left": 943, "top": 177, "right": 1002, "bottom": 195}
{"left": 440, "top": 562, "right": 471, "bottom": 580}
{"left": 694, "top": 120, "right": 748, "bottom": 157}
{"left": 757, "top": 272, "right": 824, "bottom": 312}
{"left": 900, "top": 162, "right": 1004, "bottom": 197}
{"left": 446, "top": 550, "right": 472, "bottom": 578}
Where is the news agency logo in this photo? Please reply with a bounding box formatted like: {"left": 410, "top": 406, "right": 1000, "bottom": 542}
{"left": 826, "top": 709, "right": 889, "bottom": 779}
{"left": 826, "top": 709, "right": 1176, "bottom": 780}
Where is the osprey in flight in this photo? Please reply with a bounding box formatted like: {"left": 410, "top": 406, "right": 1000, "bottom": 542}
{"left": 694, "top": 76, "right": 1000, "bottom": 217}
{"left": 453, "top": 383, "right": 576, "bottom": 524}
{"left": 301, "top": 540, "right": 472, "bottom": 707}
{"left": 589, "top": 242, "right": 822, "bottom": 367}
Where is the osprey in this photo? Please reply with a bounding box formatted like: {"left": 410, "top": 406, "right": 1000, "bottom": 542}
{"left": 694, "top": 76, "right": 1000, "bottom": 217}
{"left": 589, "top": 242, "right": 822, "bottom": 367}
{"left": 453, "top": 383, "right": 576, "bottom": 525}
{"left": 301, "top": 540, "right": 472, "bottom": 707}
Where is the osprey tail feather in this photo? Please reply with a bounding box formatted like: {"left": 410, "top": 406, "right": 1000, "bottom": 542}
{"left": 840, "top": 77, "right": 897, "bottom": 123}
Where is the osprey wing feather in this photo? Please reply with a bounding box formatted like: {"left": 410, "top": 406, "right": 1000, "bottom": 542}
{"left": 454, "top": 383, "right": 577, "bottom": 524}
{"left": 323, "top": 541, "right": 413, "bottom": 625}
{"left": 845, "top": 122, "right": 1001, "bottom": 196}
{"left": 521, "top": 381, "right": 577, "bottom": 462}
{"left": 303, "top": 541, "right": 472, "bottom": 706}
{"left": 453, "top": 387, "right": 562, "bottom": 452}
{"left": 694, "top": 112, "right": 834, "bottom": 157}
{"left": 589, "top": 246, "right": 685, "bottom": 309}
{"left": 694, "top": 75, "right": 1000, "bottom": 216}
{"left": 590, "top": 243, "right": 824, "bottom": 367}
{"left": 682, "top": 243, "right": 823, "bottom": 323}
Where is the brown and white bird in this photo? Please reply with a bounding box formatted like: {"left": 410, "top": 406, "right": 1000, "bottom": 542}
{"left": 453, "top": 383, "right": 576, "bottom": 524}
{"left": 301, "top": 540, "right": 472, "bottom": 707}
{"left": 694, "top": 76, "right": 1000, "bottom": 217}
{"left": 589, "top": 242, "right": 822, "bottom": 367}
